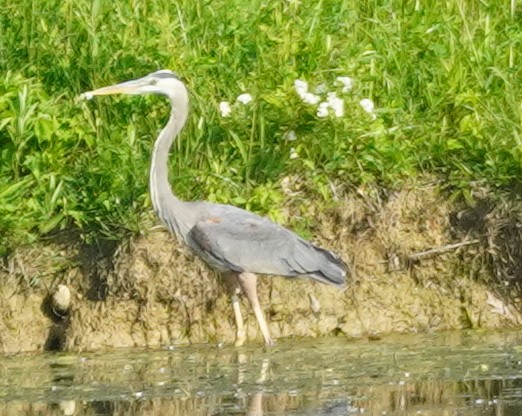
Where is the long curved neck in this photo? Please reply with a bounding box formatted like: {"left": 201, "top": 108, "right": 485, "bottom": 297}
{"left": 149, "top": 97, "right": 191, "bottom": 240}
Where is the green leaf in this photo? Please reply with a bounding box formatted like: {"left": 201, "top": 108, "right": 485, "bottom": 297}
{"left": 39, "top": 213, "right": 64, "bottom": 234}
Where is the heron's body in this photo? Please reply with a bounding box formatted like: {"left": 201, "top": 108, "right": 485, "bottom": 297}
{"left": 187, "top": 201, "right": 345, "bottom": 285}
{"left": 83, "top": 70, "right": 347, "bottom": 346}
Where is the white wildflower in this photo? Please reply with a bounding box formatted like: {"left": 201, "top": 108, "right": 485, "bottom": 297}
{"left": 301, "top": 92, "right": 320, "bottom": 105}
{"left": 359, "top": 98, "right": 374, "bottom": 113}
{"left": 294, "top": 79, "right": 308, "bottom": 97}
{"left": 336, "top": 76, "right": 353, "bottom": 93}
{"left": 289, "top": 147, "right": 299, "bottom": 159}
{"left": 333, "top": 101, "right": 344, "bottom": 117}
{"left": 327, "top": 92, "right": 344, "bottom": 117}
{"left": 316, "top": 102, "right": 329, "bottom": 118}
{"left": 294, "top": 79, "right": 320, "bottom": 104}
{"left": 285, "top": 130, "right": 297, "bottom": 141}
{"left": 359, "top": 98, "right": 376, "bottom": 119}
{"left": 315, "top": 93, "right": 344, "bottom": 118}
{"left": 219, "top": 101, "right": 232, "bottom": 117}
{"left": 236, "top": 93, "right": 253, "bottom": 105}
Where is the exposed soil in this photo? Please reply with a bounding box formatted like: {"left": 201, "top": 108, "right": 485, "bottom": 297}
{"left": 1, "top": 184, "right": 522, "bottom": 353}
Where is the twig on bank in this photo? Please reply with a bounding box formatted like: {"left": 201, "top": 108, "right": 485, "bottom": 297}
{"left": 407, "top": 239, "right": 481, "bottom": 261}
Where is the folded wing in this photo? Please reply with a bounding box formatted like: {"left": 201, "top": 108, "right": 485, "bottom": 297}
{"left": 186, "top": 210, "right": 346, "bottom": 288}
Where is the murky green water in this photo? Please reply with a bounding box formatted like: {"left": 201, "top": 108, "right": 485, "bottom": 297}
{"left": 2, "top": 330, "right": 522, "bottom": 415}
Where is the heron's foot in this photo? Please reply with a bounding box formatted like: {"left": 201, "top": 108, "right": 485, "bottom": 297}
{"left": 234, "top": 331, "right": 247, "bottom": 347}
{"left": 264, "top": 337, "right": 276, "bottom": 347}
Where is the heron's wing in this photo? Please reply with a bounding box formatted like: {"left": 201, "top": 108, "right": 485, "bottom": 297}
{"left": 186, "top": 211, "right": 346, "bottom": 286}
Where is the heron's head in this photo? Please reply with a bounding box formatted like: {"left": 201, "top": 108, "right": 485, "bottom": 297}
{"left": 82, "top": 69, "right": 187, "bottom": 102}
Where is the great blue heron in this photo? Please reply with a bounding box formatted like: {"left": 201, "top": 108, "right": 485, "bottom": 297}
{"left": 82, "top": 69, "right": 347, "bottom": 346}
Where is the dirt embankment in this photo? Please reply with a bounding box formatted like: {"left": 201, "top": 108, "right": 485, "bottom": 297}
{"left": 1, "top": 184, "right": 521, "bottom": 353}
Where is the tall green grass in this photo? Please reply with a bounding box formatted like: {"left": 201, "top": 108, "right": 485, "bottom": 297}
{"left": 1, "top": 0, "right": 522, "bottom": 253}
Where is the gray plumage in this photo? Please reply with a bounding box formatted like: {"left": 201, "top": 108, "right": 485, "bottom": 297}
{"left": 185, "top": 203, "right": 346, "bottom": 286}
{"left": 83, "top": 69, "right": 348, "bottom": 346}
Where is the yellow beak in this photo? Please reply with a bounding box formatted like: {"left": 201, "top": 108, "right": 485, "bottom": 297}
{"left": 81, "top": 79, "right": 143, "bottom": 100}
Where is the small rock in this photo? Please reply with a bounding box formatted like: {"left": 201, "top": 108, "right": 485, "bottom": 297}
{"left": 52, "top": 284, "right": 71, "bottom": 316}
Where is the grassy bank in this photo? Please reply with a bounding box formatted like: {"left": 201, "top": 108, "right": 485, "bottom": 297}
{"left": 1, "top": 0, "right": 522, "bottom": 255}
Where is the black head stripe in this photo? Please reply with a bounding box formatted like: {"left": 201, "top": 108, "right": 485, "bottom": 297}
{"left": 151, "top": 70, "right": 180, "bottom": 80}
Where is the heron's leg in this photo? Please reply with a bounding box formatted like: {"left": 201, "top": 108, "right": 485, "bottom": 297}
{"left": 223, "top": 273, "right": 246, "bottom": 347}
{"left": 238, "top": 272, "right": 275, "bottom": 346}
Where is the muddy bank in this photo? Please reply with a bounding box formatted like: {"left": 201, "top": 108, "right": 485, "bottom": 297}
{"left": 1, "top": 184, "right": 521, "bottom": 353}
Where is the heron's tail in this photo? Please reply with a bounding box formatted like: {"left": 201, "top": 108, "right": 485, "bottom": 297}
{"left": 307, "top": 245, "right": 348, "bottom": 288}
{"left": 285, "top": 239, "right": 348, "bottom": 288}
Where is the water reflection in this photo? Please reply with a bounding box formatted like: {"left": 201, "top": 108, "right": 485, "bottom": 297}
{"left": 1, "top": 330, "right": 522, "bottom": 415}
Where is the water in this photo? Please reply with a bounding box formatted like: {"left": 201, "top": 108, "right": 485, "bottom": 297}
{"left": 2, "top": 330, "right": 522, "bottom": 415}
